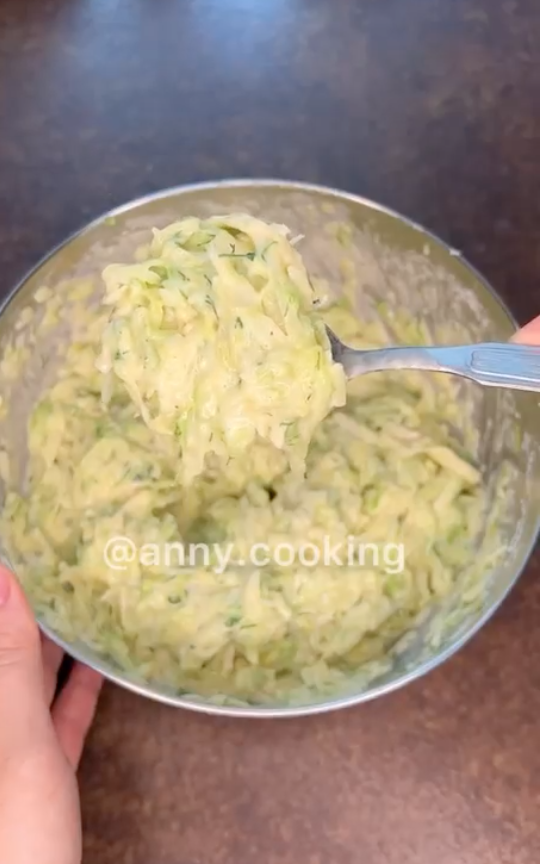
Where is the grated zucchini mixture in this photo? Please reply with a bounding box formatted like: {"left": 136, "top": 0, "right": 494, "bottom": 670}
{"left": 0, "top": 214, "right": 485, "bottom": 705}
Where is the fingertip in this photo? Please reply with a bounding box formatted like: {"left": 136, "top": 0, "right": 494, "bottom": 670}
{"left": 0, "top": 564, "right": 31, "bottom": 611}
{"left": 512, "top": 315, "right": 540, "bottom": 344}
{"left": 0, "top": 564, "right": 39, "bottom": 645}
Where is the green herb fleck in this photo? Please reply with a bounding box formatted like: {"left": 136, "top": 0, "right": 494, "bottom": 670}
{"left": 235, "top": 316, "right": 244, "bottom": 329}
{"left": 205, "top": 295, "right": 218, "bottom": 316}
{"left": 219, "top": 252, "right": 255, "bottom": 261}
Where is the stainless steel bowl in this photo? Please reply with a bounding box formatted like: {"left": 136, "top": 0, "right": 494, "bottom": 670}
{"left": 0, "top": 180, "right": 538, "bottom": 717}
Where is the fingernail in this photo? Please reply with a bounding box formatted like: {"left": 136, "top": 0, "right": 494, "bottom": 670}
{"left": 0, "top": 566, "right": 12, "bottom": 607}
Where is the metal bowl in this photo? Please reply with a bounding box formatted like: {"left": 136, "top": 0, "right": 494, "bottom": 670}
{"left": 0, "top": 180, "right": 538, "bottom": 717}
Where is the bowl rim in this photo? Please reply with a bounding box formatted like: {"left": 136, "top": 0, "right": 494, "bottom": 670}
{"left": 2, "top": 177, "right": 538, "bottom": 718}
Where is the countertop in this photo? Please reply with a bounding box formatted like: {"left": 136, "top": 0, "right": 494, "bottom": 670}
{"left": 1, "top": 1, "right": 540, "bottom": 862}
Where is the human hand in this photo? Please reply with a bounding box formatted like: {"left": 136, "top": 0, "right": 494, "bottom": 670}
{"left": 513, "top": 314, "right": 540, "bottom": 344}
{"left": 0, "top": 565, "right": 102, "bottom": 864}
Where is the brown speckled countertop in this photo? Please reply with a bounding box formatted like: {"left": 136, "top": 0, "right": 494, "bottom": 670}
{"left": 1, "top": 1, "right": 540, "bottom": 862}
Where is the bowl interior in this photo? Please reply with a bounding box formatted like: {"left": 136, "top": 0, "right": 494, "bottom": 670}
{"left": 0, "top": 181, "right": 538, "bottom": 716}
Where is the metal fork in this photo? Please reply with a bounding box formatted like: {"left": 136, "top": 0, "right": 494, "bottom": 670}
{"left": 327, "top": 329, "right": 540, "bottom": 392}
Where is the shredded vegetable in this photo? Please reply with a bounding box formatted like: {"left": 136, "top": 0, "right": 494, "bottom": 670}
{"left": 97, "top": 215, "right": 347, "bottom": 482}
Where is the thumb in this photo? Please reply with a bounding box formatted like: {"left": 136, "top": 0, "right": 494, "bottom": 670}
{"left": 512, "top": 315, "right": 540, "bottom": 345}
{"left": 0, "top": 565, "right": 52, "bottom": 762}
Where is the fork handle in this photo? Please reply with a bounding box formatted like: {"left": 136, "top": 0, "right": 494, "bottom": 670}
{"left": 344, "top": 342, "right": 540, "bottom": 392}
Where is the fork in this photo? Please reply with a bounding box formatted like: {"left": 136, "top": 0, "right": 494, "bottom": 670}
{"left": 326, "top": 329, "right": 540, "bottom": 392}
